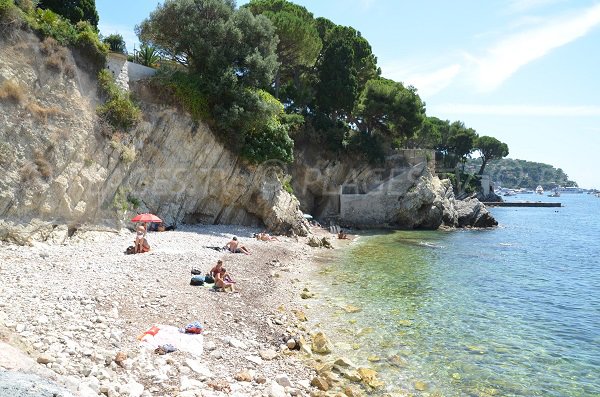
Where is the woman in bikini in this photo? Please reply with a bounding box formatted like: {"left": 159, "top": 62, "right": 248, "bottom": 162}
{"left": 135, "top": 223, "right": 147, "bottom": 253}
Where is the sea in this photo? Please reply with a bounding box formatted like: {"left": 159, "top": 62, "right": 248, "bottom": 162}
{"left": 308, "top": 193, "right": 600, "bottom": 396}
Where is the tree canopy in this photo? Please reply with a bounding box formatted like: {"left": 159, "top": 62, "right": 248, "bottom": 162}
{"left": 244, "top": 0, "right": 321, "bottom": 98}
{"left": 103, "top": 33, "right": 125, "bottom": 54}
{"left": 475, "top": 135, "right": 509, "bottom": 175}
{"left": 134, "top": 0, "right": 509, "bottom": 168}
{"left": 354, "top": 77, "right": 425, "bottom": 143}
{"left": 137, "top": 0, "right": 295, "bottom": 164}
{"left": 136, "top": 0, "right": 278, "bottom": 89}
{"left": 38, "top": 0, "right": 99, "bottom": 29}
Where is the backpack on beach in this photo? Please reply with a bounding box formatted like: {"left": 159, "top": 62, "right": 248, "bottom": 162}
{"left": 189, "top": 275, "right": 205, "bottom": 286}
{"left": 125, "top": 246, "right": 135, "bottom": 255}
{"left": 204, "top": 274, "right": 215, "bottom": 284}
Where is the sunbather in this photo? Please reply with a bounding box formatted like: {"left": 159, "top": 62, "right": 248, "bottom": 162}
{"left": 255, "top": 232, "right": 280, "bottom": 241}
{"left": 210, "top": 260, "right": 224, "bottom": 278}
{"left": 225, "top": 236, "right": 251, "bottom": 255}
{"left": 135, "top": 223, "right": 147, "bottom": 253}
{"left": 214, "top": 269, "right": 235, "bottom": 292}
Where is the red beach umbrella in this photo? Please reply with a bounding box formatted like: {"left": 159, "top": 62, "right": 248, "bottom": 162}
{"left": 131, "top": 213, "right": 162, "bottom": 223}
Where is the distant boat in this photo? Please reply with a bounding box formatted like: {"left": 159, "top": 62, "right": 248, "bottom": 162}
{"left": 559, "top": 187, "right": 584, "bottom": 194}
{"left": 535, "top": 185, "right": 544, "bottom": 194}
{"left": 504, "top": 190, "right": 516, "bottom": 197}
{"left": 548, "top": 190, "right": 560, "bottom": 197}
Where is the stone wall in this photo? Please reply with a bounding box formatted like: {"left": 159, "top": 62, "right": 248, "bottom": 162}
{"left": 106, "top": 53, "right": 128, "bottom": 91}
{"left": 127, "top": 62, "right": 156, "bottom": 83}
{"left": 106, "top": 53, "right": 157, "bottom": 92}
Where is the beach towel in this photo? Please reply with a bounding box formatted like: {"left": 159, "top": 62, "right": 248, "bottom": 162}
{"left": 205, "top": 246, "right": 226, "bottom": 252}
{"left": 139, "top": 325, "right": 203, "bottom": 357}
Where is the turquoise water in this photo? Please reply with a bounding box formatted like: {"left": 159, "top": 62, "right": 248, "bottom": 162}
{"left": 309, "top": 194, "right": 600, "bottom": 396}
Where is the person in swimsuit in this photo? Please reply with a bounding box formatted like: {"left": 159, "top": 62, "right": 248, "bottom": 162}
{"left": 210, "top": 260, "right": 224, "bottom": 278}
{"left": 224, "top": 236, "right": 251, "bottom": 255}
{"left": 214, "top": 268, "right": 235, "bottom": 292}
{"left": 135, "top": 223, "right": 147, "bottom": 253}
{"left": 255, "top": 232, "right": 280, "bottom": 241}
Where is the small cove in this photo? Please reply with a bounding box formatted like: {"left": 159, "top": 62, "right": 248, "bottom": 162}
{"left": 306, "top": 194, "right": 600, "bottom": 396}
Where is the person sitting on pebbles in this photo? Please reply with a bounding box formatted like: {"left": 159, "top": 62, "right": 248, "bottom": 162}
{"left": 135, "top": 222, "right": 148, "bottom": 253}
{"left": 214, "top": 267, "right": 236, "bottom": 292}
{"left": 210, "top": 260, "right": 224, "bottom": 278}
{"left": 224, "top": 236, "right": 251, "bottom": 255}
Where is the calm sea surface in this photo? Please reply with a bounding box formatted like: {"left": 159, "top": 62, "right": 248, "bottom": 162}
{"left": 309, "top": 194, "right": 600, "bottom": 396}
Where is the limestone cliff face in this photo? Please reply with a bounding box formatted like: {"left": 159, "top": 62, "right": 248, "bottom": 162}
{"left": 0, "top": 33, "right": 307, "bottom": 244}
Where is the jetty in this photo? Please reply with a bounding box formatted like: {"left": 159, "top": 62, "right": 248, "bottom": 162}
{"left": 483, "top": 202, "right": 561, "bottom": 208}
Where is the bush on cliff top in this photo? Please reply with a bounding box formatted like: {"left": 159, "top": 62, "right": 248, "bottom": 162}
{"left": 0, "top": 1, "right": 107, "bottom": 70}
{"left": 97, "top": 69, "right": 141, "bottom": 131}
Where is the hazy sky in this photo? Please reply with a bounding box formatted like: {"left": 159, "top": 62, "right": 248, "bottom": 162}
{"left": 97, "top": 0, "right": 600, "bottom": 188}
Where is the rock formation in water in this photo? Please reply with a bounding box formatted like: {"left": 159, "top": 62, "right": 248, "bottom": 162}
{"left": 0, "top": 32, "right": 308, "bottom": 244}
{"left": 393, "top": 169, "right": 497, "bottom": 229}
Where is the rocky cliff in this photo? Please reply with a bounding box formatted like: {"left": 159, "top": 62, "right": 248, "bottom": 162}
{"left": 291, "top": 147, "right": 497, "bottom": 229}
{"left": 0, "top": 32, "right": 308, "bottom": 244}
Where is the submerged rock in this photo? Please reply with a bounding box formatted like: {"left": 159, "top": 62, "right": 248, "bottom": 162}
{"left": 311, "top": 332, "right": 333, "bottom": 354}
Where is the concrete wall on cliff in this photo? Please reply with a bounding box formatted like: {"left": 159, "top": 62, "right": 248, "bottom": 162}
{"left": 0, "top": 33, "right": 307, "bottom": 244}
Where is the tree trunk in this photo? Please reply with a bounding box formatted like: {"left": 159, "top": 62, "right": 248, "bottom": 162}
{"left": 478, "top": 158, "right": 488, "bottom": 175}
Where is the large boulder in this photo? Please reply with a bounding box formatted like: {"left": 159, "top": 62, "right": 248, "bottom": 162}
{"left": 393, "top": 170, "right": 497, "bottom": 229}
{"left": 455, "top": 198, "right": 498, "bottom": 228}
{"left": 394, "top": 170, "right": 456, "bottom": 229}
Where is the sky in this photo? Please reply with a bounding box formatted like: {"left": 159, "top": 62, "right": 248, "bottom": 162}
{"left": 97, "top": 0, "right": 600, "bottom": 188}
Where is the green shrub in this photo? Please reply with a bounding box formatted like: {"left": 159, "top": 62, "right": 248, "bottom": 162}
{"left": 75, "top": 21, "right": 108, "bottom": 70}
{"left": 103, "top": 33, "right": 126, "bottom": 54}
{"left": 127, "top": 195, "right": 141, "bottom": 209}
{"left": 97, "top": 69, "right": 141, "bottom": 130}
{"left": 152, "top": 71, "right": 294, "bottom": 165}
{"left": 112, "top": 186, "right": 128, "bottom": 212}
{"left": 119, "top": 144, "right": 136, "bottom": 164}
{"left": 347, "top": 132, "right": 385, "bottom": 164}
{"left": 27, "top": 8, "right": 77, "bottom": 45}
{"left": 241, "top": 120, "right": 294, "bottom": 164}
{"left": 282, "top": 176, "right": 293, "bottom": 195}
{"left": 159, "top": 71, "right": 211, "bottom": 121}
{"left": 0, "top": 0, "right": 24, "bottom": 33}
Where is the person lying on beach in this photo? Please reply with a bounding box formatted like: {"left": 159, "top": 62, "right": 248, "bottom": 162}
{"left": 254, "top": 232, "right": 280, "bottom": 241}
{"left": 224, "top": 236, "right": 251, "bottom": 255}
{"left": 214, "top": 269, "right": 235, "bottom": 292}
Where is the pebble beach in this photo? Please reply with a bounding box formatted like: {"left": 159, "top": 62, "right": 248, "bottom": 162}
{"left": 0, "top": 225, "right": 344, "bottom": 397}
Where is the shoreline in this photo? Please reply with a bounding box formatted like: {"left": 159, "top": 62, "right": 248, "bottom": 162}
{"left": 0, "top": 224, "right": 382, "bottom": 397}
